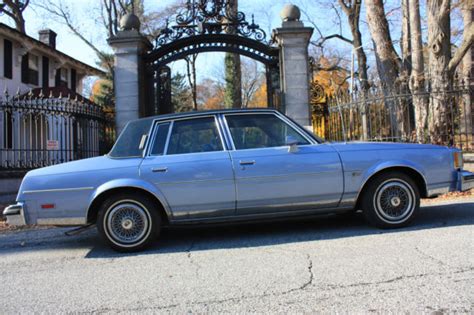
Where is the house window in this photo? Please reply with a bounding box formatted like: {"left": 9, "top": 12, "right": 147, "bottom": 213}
{"left": 55, "top": 67, "right": 68, "bottom": 87}
{"left": 42, "top": 56, "right": 49, "bottom": 88}
{"left": 3, "top": 39, "right": 13, "bottom": 79}
{"left": 28, "top": 54, "right": 39, "bottom": 85}
{"left": 20, "top": 53, "right": 39, "bottom": 85}
{"left": 71, "top": 69, "right": 77, "bottom": 92}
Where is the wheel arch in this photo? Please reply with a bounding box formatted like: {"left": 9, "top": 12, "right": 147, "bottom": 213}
{"left": 355, "top": 164, "right": 428, "bottom": 209}
{"left": 86, "top": 179, "right": 171, "bottom": 225}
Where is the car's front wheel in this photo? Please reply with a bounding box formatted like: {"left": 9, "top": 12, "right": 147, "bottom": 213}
{"left": 361, "top": 171, "right": 420, "bottom": 228}
{"left": 97, "top": 193, "right": 161, "bottom": 252}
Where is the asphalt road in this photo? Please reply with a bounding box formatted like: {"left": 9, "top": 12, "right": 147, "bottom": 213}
{"left": 0, "top": 198, "right": 473, "bottom": 313}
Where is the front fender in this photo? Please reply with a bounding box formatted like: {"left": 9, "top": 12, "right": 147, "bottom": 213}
{"left": 362, "top": 159, "right": 428, "bottom": 188}
{"left": 86, "top": 178, "right": 172, "bottom": 221}
{"left": 354, "top": 160, "right": 428, "bottom": 203}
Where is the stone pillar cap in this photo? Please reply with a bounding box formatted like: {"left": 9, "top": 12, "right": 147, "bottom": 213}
{"left": 280, "top": 4, "right": 301, "bottom": 22}
{"left": 120, "top": 13, "right": 141, "bottom": 31}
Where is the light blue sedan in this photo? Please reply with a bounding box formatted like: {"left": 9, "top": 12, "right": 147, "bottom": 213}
{"left": 4, "top": 109, "right": 474, "bottom": 251}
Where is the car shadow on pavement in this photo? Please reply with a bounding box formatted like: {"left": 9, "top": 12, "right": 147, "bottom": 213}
{"left": 83, "top": 201, "right": 474, "bottom": 259}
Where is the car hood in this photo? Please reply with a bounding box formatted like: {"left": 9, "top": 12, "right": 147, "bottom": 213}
{"left": 26, "top": 155, "right": 143, "bottom": 178}
{"left": 328, "top": 141, "right": 450, "bottom": 152}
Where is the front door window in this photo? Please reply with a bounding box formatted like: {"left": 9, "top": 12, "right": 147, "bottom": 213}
{"left": 225, "top": 114, "right": 309, "bottom": 150}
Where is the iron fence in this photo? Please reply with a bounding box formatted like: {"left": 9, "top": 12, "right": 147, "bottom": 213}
{"left": 0, "top": 91, "right": 115, "bottom": 171}
{"left": 320, "top": 77, "right": 473, "bottom": 152}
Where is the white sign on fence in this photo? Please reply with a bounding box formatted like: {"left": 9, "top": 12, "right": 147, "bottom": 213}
{"left": 47, "top": 140, "right": 59, "bottom": 150}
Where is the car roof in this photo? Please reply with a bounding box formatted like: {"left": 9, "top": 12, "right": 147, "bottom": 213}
{"left": 132, "top": 108, "right": 280, "bottom": 123}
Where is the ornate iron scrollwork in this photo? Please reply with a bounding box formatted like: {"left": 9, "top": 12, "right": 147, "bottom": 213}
{"left": 155, "top": 0, "right": 267, "bottom": 46}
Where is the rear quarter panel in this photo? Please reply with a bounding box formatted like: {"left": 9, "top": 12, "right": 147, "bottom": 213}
{"left": 331, "top": 143, "right": 455, "bottom": 207}
{"left": 17, "top": 157, "right": 144, "bottom": 224}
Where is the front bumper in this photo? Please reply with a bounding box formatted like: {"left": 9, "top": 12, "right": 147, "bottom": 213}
{"left": 2, "top": 202, "right": 26, "bottom": 226}
{"left": 458, "top": 170, "right": 474, "bottom": 191}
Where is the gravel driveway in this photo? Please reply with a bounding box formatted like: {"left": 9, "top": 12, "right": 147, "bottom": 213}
{"left": 0, "top": 198, "right": 473, "bottom": 313}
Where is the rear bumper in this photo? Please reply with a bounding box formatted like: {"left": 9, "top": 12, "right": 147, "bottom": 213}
{"left": 458, "top": 170, "right": 474, "bottom": 191}
{"left": 2, "top": 202, "right": 26, "bottom": 226}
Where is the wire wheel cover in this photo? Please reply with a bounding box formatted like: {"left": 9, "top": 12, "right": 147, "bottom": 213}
{"left": 374, "top": 180, "right": 415, "bottom": 223}
{"left": 106, "top": 202, "right": 150, "bottom": 244}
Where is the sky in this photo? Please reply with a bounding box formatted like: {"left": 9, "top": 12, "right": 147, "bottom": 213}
{"left": 0, "top": 0, "right": 465, "bottom": 91}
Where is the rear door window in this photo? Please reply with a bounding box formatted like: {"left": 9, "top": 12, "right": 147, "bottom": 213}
{"left": 167, "top": 117, "right": 223, "bottom": 155}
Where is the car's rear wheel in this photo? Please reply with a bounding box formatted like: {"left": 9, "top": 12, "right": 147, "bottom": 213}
{"left": 361, "top": 171, "right": 420, "bottom": 228}
{"left": 97, "top": 193, "right": 161, "bottom": 252}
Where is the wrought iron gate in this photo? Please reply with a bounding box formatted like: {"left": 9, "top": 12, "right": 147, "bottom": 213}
{"left": 144, "top": 0, "right": 280, "bottom": 114}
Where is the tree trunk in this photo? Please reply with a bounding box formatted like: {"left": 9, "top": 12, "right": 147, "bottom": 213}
{"left": 460, "top": 1, "right": 473, "bottom": 149}
{"left": 224, "top": 0, "right": 242, "bottom": 109}
{"left": 427, "top": 0, "right": 451, "bottom": 145}
{"left": 2, "top": 0, "right": 28, "bottom": 33}
{"left": 400, "top": 0, "right": 412, "bottom": 139}
{"left": 339, "top": 0, "right": 370, "bottom": 139}
{"left": 185, "top": 54, "right": 198, "bottom": 111}
{"left": 401, "top": 0, "right": 412, "bottom": 77}
{"left": 224, "top": 53, "right": 242, "bottom": 108}
{"left": 409, "top": 0, "right": 428, "bottom": 142}
{"left": 14, "top": 12, "right": 26, "bottom": 33}
{"left": 339, "top": 0, "right": 369, "bottom": 92}
{"left": 365, "top": 0, "right": 403, "bottom": 138}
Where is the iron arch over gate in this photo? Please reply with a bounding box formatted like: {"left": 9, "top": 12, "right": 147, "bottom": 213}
{"left": 144, "top": 0, "right": 281, "bottom": 115}
{"left": 145, "top": 34, "right": 278, "bottom": 69}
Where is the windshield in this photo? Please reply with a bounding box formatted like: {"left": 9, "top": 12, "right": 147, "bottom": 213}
{"left": 108, "top": 118, "right": 154, "bottom": 158}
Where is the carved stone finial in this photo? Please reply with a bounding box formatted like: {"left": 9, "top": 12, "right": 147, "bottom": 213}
{"left": 120, "top": 13, "right": 141, "bottom": 31}
{"left": 280, "top": 4, "right": 301, "bottom": 22}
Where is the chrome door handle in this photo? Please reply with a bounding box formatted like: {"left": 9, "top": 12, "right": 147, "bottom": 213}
{"left": 152, "top": 167, "right": 168, "bottom": 173}
{"left": 239, "top": 160, "right": 255, "bottom": 166}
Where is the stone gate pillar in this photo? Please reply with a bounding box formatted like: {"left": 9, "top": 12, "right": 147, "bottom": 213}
{"left": 108, "top": 14, "right": 152, "bottom": 135}
{"left": 273, "top": 4, "right": 313, "bottom": 130}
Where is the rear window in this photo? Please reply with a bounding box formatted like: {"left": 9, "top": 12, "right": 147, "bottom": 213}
{"left": 108, "top": 118, "right": 153, "bottom": 158}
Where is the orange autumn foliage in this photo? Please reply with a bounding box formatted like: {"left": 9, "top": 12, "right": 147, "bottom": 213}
{"left": 311, "top": 57, "right": 349, "bottom": 97}
{"left": 249, "top": 82, "right": 267, "bottom": 107}
{"left": 202, "top": 88, "right": 225, "bottom": 110}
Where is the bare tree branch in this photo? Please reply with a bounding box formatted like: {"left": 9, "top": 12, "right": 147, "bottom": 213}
{"left": 448, "top": 22, "right": 474, "bottom": 73}
{"left": 330, "top": 3, "right": 343, "bottom": 36}
{"left": 316, "top": 34, "right": 354, "bottom": 46}
{"left": 35, "top": 1, "right": 112, "bottom": 72}
{"left": 300, "top": 8, "right": 324, "bottom": 40}
{"left": 1, "top": 0, "right": 30, "bottom": 32}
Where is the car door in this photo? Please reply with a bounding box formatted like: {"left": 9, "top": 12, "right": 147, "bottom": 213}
{"left": 140, "top": 116, "right": 235, "bottom": 220}
{"left": 223, "top": 112, "right": 343, "bottom": 215}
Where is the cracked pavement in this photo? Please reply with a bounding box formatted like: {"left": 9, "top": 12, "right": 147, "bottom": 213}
{"left": 0, "top": 198, "right": 473, "bottom": 313}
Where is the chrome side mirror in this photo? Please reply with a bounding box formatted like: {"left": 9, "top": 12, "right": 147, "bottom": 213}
{"left": 286, "top": 136, "right": 299, "bottom": 153}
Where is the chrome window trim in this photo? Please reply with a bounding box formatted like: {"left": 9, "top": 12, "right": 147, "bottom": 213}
{"left": 216, "top": 114, "right": 234, "bottom": 150}
{"left": 147, "top": 121, "right": 172, "bottom": 157}
{"left": 163, "top": 121, "right": 174, "bottom": 155}
{"left": 222, "top": 112, "right": 316, "bottom": 151}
